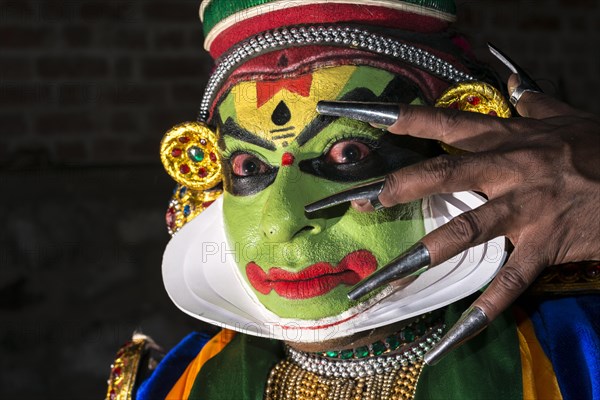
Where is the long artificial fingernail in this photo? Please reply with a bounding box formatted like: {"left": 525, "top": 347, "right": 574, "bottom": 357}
{"left": 305, "top": 178, "right": 385, "bottom": 213}
{"left": 347, "top": 242, "right": 430, "bottom": 300}
{"left": 316, "top": 101, "right": 400, "bottom": 127}
{"left": 487, "top": 42, "right": 542, "bottom": 93}
{"left": 423, "top": 306, "right": 489, "bottom": 365}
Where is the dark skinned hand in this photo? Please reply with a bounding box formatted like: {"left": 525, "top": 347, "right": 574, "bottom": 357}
{"left": 354, "top": 74, "right": 600, "bottom": 321}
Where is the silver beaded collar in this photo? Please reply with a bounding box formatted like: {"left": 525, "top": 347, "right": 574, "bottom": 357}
{"left": 199, "top": 24, "right": 475, "bottom": 121}
{"left": 285, "top": 322, "right": 444, "bottom": 379}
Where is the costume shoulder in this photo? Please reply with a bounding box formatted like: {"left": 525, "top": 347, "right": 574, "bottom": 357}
{"left": 104, "top": 330, "right": 229, "bottom": 400}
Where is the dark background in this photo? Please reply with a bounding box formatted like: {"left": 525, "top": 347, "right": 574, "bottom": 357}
{"left": 0, "top": 0, "right": 598, "bottom": 398}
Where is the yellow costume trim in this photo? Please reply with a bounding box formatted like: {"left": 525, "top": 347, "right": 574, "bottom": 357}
{"left": 166, "top": 329, "right": 237, "bottom": 400}
{"left": 515, "top": 308, "right": 562, "bottom": 400}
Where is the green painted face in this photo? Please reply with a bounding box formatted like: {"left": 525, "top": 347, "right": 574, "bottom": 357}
{"left": 218, "top": 65, "right": 426, "bottom": 320}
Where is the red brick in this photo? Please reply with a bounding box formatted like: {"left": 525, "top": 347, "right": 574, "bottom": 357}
{"left": 58, "top": 83, "right": 94, "bottom": 106}
{"left": 146, "top": 108, "right": 197, "bottom": 133}
{"left": 154, "top": 31, "right": 186, "bottom": 50}
{"left": 91, "top": 137, "right": 129, "bottom": 162}
{"left": 55, "top": 141, "right": 88, "bottom": 163}
{"left": 141, "top": 57, "right": 205, "bottom": 79}
{"left": 0, "top": 83, "right": 53, "bottom": 106}
{"left": 79, "top": 1, "right": 138, "bottom": 22}
{"left": 171, "top": 84, "right": 205, "bottom": 104}
{"left": 0, "top": 58, "right": 33, "bottom": 79}
{"left": 1, "top": 0, "right": 36, "bottom": 19}
{"left": 37, "top": 56, "right": 108, "bottom": 79}
{"left": 559, "top": 0, "right": 595, "bottom": 6}
{"left": 0, "top": 26, "right": 56, "bottom": 48}
{"left": 115, "top": 58, "right": 133, "bottom": 78}
{"left": 35, "top": 112, "right": 94, "bottom": 135}
{"left": 63, "top": 25, "right": 93, "bottom": 47}
{"left": 38, "top": 0, "right": 79, "bottom": 20}
{"left": 100, "top": 28, "right": 147, "bottom": 50}
{"left": 98, "top": 84, "right": 167, "bottom": 106}
{"left": 0, "top": 113, "right": 28, "bottom": 133}
{"left": 127, "top": 137, "right": 160, "bottom": 161}
{"left": 143, "top": 1, "right": 196, "bottom": 22}
{"left": 518, "top": 16, "right": 561, "bottom": 31}
{"left": 111, "top": 112, "right": 140, "bottom": 133}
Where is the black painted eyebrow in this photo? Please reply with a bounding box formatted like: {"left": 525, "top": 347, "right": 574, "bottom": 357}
{"left": 295, "top": 87, "right": 379, "bottom": 147}
{"left": 221, "top": 118, "right": 277, "bottom": 151}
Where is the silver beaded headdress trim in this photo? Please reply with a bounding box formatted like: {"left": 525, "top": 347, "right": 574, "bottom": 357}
{"left": 285, "top": 323, "right": 444, "bottom": 379}
{"left": 198, "top": 24, "right": 475, "bottom": 121}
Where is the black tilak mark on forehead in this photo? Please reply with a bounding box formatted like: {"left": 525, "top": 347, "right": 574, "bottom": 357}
{"left": 221, "top": 117, "right": 277, "bottom": 151}
{"left": 270, "top": 126, "right": 295, "bottom": 133}
{"left": 295, "top": 87, "right": 378, "bottom": 147}
{"left": 272, "top": 133, "right": 295, "bottom": 140}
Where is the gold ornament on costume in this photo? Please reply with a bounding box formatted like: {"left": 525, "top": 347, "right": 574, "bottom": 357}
{"left": 435, "top": 82, "right": 511, "bottom": 154}
{"left": 166, "top": 184, "right": 223, "bottom": 235}
{"left": 161, "top": 122, "right": 224, "bottom": 235}
{"left": 105, "top": 334, "right": 162, "bottom": 400}
{"left": 160, "top": 121, "right": 222, "bottom": 191}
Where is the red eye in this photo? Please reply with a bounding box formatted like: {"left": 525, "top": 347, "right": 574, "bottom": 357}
{"left": 325, "top": 140, "right": 371, "bottom": 164}
{"left": 231, "top": 153, "right": 270, "bottom": 176}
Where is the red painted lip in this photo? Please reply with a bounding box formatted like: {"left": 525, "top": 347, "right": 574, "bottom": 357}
{"left": 245, "top": 250, "right": 377, "bottom": 299}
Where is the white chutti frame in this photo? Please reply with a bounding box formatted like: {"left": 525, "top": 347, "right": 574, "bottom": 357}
{"left": 162, "top": 192, "right": 505, "bottom": 343}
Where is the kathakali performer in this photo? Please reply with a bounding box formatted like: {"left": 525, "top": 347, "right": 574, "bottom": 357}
{"left": 106, "top": 1, "right": 600, "bottom": 399}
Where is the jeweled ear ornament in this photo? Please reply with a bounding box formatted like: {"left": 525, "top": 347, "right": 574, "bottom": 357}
{"left": 347, "top": 242, "right": 430, "bottom": 301}
{"left": 160, "top": 121, "right": 222, "bottom": 191}
{"left": 304, "top": 178, "right": 386, "bottom": 213}
{"left": 316, "top": 101, "right": 400, "bottom": 128}
{"left": 487, "top": 42, "right": 543, "bottom": 107}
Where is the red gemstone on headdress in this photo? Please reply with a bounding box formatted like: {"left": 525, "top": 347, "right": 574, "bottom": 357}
{"left": 109, "top": 390, "right": 116, "bottom": 400}
{"left": 209, "top": 152, "right": 217, "bottom": 162}
{"left": 203, "top": 201, "right": 215, "bottom": 208}
{"left": 282, "top": 152, "right": 294, "bottom": 166}
{"left": 171, "top": 148, "right": 182, "bottom": 157}
{"left": 467, "top": 96, "right": 481, "bottom": 105}
{"left": 112, "top": 366, "right": 122, "bottom": 379}
{"left": 179, "top": 164, "right": 190, "bottom": 174}
{"left": 449, "top": 101, "right": 460, "bottom": 109}
{"left": 179, "top": 136, "right": 190, "bottom": 144}
{"left": 166, "top": 207, "right": 176, "bottom": 229}
{"left": 488, "top": 110, "right": 498, "bottom": 116}
{"left": 198, "top": 167, "right": 208, "bottom": 178}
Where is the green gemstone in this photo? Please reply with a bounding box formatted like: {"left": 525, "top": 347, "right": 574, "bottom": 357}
{"left": 188, "top": 146, "right": 205, "bottom": 163}
{"left": 416, "top": 321, "right": 426, "bottom": 335}
{"left": 340, "top": 349, "right": 354, "bottom": 360}
{"left": 386, "top": 336, "right": 400, "bottom": 350}
{"left": 354, "top": 346, "right": 369, "bottom": 358}
{"left": 371, "top": 341, "right": 386, "bottom": 356}
{"left": 403, "top": 328, "right": 415, "bottom": 342}
{"left": 325, "top": 350, "right": 339, "bottom": 358}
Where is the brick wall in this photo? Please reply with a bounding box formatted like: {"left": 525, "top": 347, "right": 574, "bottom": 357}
{"left": 1, "top": 0, "right": 598, "bottom": 168}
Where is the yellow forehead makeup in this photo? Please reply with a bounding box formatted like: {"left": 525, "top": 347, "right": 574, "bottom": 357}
{"left": 225, "top": 66, "right": 356, "bottom": 146}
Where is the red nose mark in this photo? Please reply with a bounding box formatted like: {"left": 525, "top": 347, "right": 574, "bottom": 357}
{"left": 281, "top": 152, "right": 294, "bottom": 166}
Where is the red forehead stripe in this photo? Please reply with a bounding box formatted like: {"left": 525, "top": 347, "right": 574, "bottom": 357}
{"left": 256, "top": 74, "right": 313, "bottom": 108}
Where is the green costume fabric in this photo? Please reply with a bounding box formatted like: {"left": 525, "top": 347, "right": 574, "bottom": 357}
{"left": 189, "top": 332, "right": 284, "bottom": 399}
{"left": 189, "top": 295, "right": 522, "bottom": 399}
